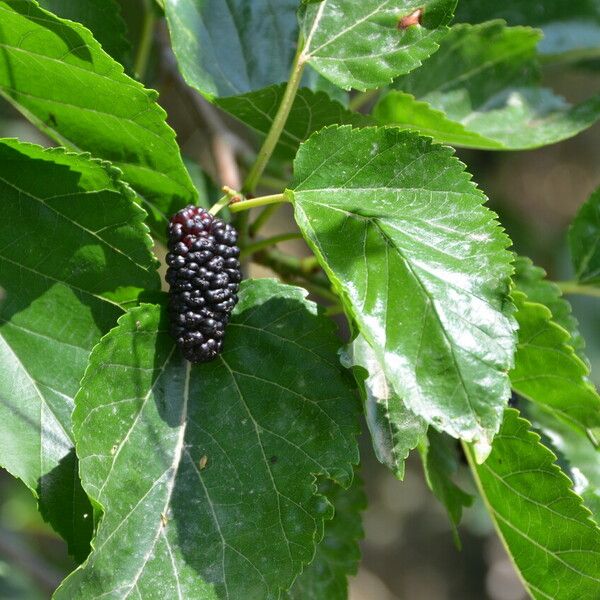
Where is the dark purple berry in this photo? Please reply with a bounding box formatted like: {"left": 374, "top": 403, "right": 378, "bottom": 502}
{"left": 166, "top": 205, "right": 241, "bottom": 363}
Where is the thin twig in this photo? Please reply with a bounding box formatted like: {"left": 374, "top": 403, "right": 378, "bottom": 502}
{"left": 134, "top": 0, "right": 156, "bottom": 81}
{"left": 555, "top": 281, "right": 600, "bottom": 298}
{"left": 158, "top": 32, "right": 250, "bottom": 190}
{"left": 252, "top": 249, "right": 337, "bottom": 301}
{"left": 239, "top": 233, "right": 303, "bottom": 259}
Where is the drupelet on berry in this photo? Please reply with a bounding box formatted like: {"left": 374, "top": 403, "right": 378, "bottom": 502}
{"left": 166, "top": 205, "right": 241, "bottom": 363}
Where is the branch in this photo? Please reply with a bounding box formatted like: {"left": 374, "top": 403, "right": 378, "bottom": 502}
{"left": 159, "top": 32, "right": 250, "bottom": 190}
{"left": 252, "top": 249, "right": 337, "bottom": 302}
{"left": 555, "top": 281, "right": 600, "bottom": 298}
{"left": 242, "top": 39, "right": 306, "bottom": 194}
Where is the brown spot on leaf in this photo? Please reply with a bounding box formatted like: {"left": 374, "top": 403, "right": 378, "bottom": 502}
{"left": 199, "top": 455, "right": 208, "bottom": 470}
{"left": 270, "top": 456, "right": 278, "bottom": 464}
{"left": 398, "top": 8, "right": 423, "bottom": 30}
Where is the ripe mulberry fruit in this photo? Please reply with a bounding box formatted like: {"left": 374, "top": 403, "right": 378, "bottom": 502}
{"left": 166, "top": 205, "right": 241, "bottom": 363}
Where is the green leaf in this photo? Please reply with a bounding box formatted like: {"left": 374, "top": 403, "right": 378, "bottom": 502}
{"left": 165, "top": 0, "right": 455, "bottom": 98}
{"left": 570, "top": 187, "right": 600, "bottom": 285}
{"left": 0, "top": 0, "right": 196, "bottom": 239}
{"left": 341, "top": 335, "right": 427, "bottom": 480}
{"left": 216, "top": 86, "right": 372, "bottom": 161}
{"left": 510, "top": 291, "right": 600, "bottom": 439}
{"left": 455, "top": 0, "right": 600, "bottom": 61}
{"left": 528, "top": 405, "right": 600, "bottom": 525}
{"left": 290, "top": 126, "right": 517, "bottom": 459}
{"left": 299, "top": 0, "right": 457, "bottom": 91}
{"left": 513, "top": 256, "right": 585, "bottom": 357}
{"left": 37, "top": 0, "right": 131, "bottom": 67}
{"left": 419, "top": 430, "right": 473, "bottom": 542}
{"left": 286, "top": 474, "right": 366, "bottom": 600}
{"left": 374, "top": 23, "right": 600, "bottom": 150}
{"left": 0, "top": 139, "right": 159, "bottom": 558}
{"left": 57, "top": 280, "right": 360, "bottom": 599}
{"left": 466, "top": 409, "right": 600, "bottom": 600}
{"left": 164, "top": 0, "right": 300, "bottom": 98}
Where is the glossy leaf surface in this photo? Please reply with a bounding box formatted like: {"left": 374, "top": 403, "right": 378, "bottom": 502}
{"left": 375, "top": 23, "right": 600, "bottom": 150}
{"left": 165, "top": 0, "right": 455, "bottom": 98}
{"left": 291, "top": 126, "right": 516, "bottom": 458}
{"left": 529, "top": 405, "right": 600, "bottom": 525}
{"left": 467, "top": 409, "right": 600, "bottom": 600}
{"left": 299, "top": 0, "right": 456, "bottom": 91}
{"left": 341, "top": 335, "right": 427, "bottom": 480}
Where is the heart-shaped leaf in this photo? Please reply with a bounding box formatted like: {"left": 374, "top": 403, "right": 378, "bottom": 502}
{"left": 57, "top": 280, "right": 359, "bottom": 599}
{"left": 290, "top": 126, "right": 517, "bottom": 458}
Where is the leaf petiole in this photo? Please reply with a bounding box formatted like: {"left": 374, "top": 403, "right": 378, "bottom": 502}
{"left": 229, "top": 193, "right": 289, "bottom": 213}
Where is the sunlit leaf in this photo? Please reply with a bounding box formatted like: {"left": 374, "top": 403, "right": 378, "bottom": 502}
{"left": 510, "top": 291, "right": 600, "bottom": 439}
{"left": 528, "top": 404, "right": 600, "bottom": 525}
{"left": 0, "top": 0, "right": 196, "bottom": 239}
{"left": 299, "top": 0, "right": 456, "bottom": 91}
{"left": 57, "top": 280, "right": 359, "bottom": 599}
{"left": 290, "top": 126, "right": 517, "bottom": 459}
{"left": 375, "top": 23, "right": 600, "bottom": 150}
{"left": 0, "top": 139, "right": 159, "bottom": 559}
{"left": 466, "top": 409, "right": 600, "bottom": 600}
{"left": 341, "top": 335, "right": 427, "bottom": 480}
